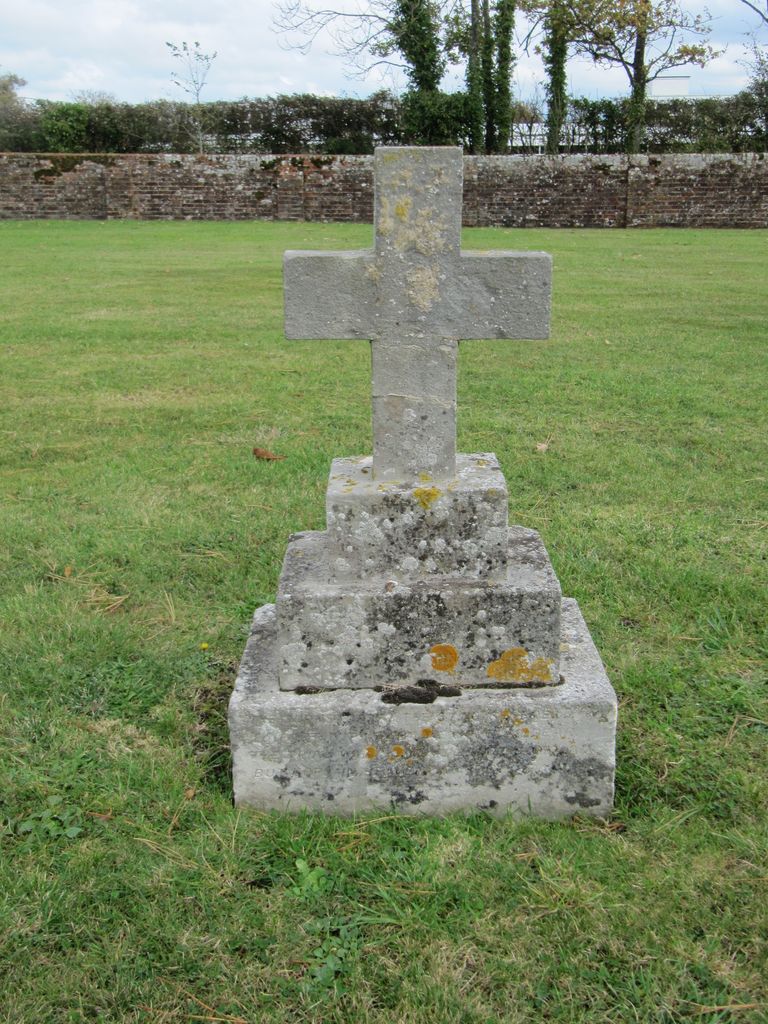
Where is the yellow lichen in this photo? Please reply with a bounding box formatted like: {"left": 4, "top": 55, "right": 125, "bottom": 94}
{"left": 377, "top": 197, "right": 394, "bottom": 237}
{"left": 413, "top": 486, "right": 441, "bottom": 510}
{"left": 366, "top": 745, "right": 377, "bottom": 759}
{"left": 406, "top": 264, "right": 440, "bottom": 312}
{"left": 500, "top": 709, "right": 511, "bottom": 719}
{"left": 392, "top": 744, "right": 405, "bottom": 757}
{"left": 395, "top": 198, "right": 412, "bottom": 221}
{"left": 528, "top": 657, "right": 554, "bottom": 681}
{"left": 487, "top": 648, "right": 553, "bottom": 684}
{"left": 420, "top": 726, "right": 434, "bottom": 738}
{"left": 430, "top": 643, "right": 459, "bottom": 673}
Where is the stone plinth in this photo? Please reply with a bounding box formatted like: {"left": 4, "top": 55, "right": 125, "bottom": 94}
{"left": 275, "top": 521, "right": 562, "bottom": 692}
{"left": 230, "top": 599, "right": 616, "bottom": 818}
{"left": 326, "top": 454, "right": 509, "bottom": 579}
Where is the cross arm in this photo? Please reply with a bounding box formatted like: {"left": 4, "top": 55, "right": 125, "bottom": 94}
{"left": 284, "top": 250, "right": 375, "bottom": 340}
{"left": 452, "top": 251, "right": 552, "bottom": 340}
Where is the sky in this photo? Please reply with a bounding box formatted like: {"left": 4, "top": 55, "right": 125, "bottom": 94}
{"left": 1, "top": 0, "right": 765, "bottom": 106}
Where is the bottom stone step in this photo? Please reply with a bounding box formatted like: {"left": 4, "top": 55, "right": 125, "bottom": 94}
{"left": 229, "top": 599, "right": 617, "bottom": 819}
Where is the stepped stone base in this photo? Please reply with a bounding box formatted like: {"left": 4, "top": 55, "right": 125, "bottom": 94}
{"left": 277, "top": 526, "right": 562, "bottom": 691}
{"left": 229, "top": 598, "right": 617, "bottom": 818}
{"left": 326, "top": 453, "right": 510, "bottom": 578}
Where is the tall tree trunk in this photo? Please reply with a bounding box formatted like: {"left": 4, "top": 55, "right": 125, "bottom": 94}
{"left": 544, "top": 0, "right": 568, "bottom": 155}
{"left": 482, "top": 0, "right": 497, "bottom": 152}
{"left": 466, "top": 0, "right": 485, "bottom": 153}
{"left": 627, "top": 22, "right": 648, "bottom": 153}
{"left": 494, "top": 0, "right": 515, "bottom": 153}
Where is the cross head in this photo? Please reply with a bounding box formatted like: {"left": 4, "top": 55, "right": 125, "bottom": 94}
{"left": 284, "top": 146, "right": 552, "bottom": 481}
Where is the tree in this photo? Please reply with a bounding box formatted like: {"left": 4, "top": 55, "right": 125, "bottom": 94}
{"left": 0, "top": 72, "right": 41, "bottom": 151}
{"left": 446, "top": 0, "right": 516, "bottom": 152}
{"left": 521, "top": 0, "right": 574, "bottom": 153}
{"left": 566, "top": 0, "right": 718, "bottom": 152}
{"left": 274, "top": 0, "right": 443, "bottom": 80}
{"left": 375, "top": 0, "right": 454, "bottom": 141}
{"left": 275, "top": 0, "right": 459, "bottom": 144}
{"left": 38, "top": 101, "right": 90, "bottom": 151}
{"left": 464, "top": 0, "right": 486, "bottom": 150}
{"left": 384, "top": 0, "right": 446, "bottom": 90}
{"left": 738, "top": 0, "right": 768, "bottom": 28}
{"left": 542, "top": 2, "right": 570, "bottom": 153}
{"left": 493, "top": 0, "right": 515, "bottom": 151}
{"left": 166, "top": 41, "right": 217, "bottom": 153}
{"left": 520, "top": 0, "right": 575, "bottom": 153}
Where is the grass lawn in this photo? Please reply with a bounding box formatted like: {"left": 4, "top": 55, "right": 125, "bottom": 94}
{"left": 0, "top": 219, "right": 766, "bottom": 1023}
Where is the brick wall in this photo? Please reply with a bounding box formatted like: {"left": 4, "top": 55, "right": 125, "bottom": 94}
{"left": 1, "top": 151, "right": 766, "bottom": 227}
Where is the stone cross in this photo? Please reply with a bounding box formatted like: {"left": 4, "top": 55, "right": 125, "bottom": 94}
{"left": 284, "top": 146, "right": 552, "bottom": 481}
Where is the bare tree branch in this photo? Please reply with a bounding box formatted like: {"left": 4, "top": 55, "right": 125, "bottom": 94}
{"left": 738, "top": 0, "right": 768, "bottom": 28}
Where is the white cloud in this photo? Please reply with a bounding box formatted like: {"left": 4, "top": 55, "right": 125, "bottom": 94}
{"left": 0, "top": 0, "right": 760, "bottom": 104}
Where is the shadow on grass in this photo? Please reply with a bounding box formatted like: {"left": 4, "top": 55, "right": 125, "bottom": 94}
{"left": 192, "top": 657, "right": 238, "bottom": 795}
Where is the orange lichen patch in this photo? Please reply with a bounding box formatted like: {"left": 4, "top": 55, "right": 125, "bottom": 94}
{"left": 487, "top": 648, "right": 554, "bottom": 684}
{"left": 413, "top": 485, "right": 441, "bottom": 510}
{"left": 392, "top": 744, "right": 405, "bottom": 757}
{"left": 430, "top": 643, "right": 459, "bottom": 673}
{"left": 528, "top": 657, "right": 553, "bottom": 680}
{"left": 500, "top": 709, "right": 511, "bottom": 719}
{"left": 420, "top": 726, "right": 434, "bottom": 738}
{"left": 366, "top": 746, "right": 377, "bottom": 760}
{"left": 521, "top": 727, "right": 530, "bottom": 735}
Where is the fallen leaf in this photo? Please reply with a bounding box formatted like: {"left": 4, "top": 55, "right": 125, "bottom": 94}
{"left": 253, "top": 447, "right": 285, "bottom": 461}
{"left": 87, "top": 810, "right": 114, "bottom": 821}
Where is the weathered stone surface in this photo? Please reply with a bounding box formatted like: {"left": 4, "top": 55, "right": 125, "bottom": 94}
{"left": 275, "top": 525, "right": 562, "bottom": 691}
{"left": 229, "top": 598, "right": 616, "bottom": 817}
{"left": 282, "top": 251, "right": 552, "bottom": 341}
{"left": 326, "top": 453, "right": 509, "bottom": 578}
{"left": 283, "top": 147, "right": 551, "bottom": 481}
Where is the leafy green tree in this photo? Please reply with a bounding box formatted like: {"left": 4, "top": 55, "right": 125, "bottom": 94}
{"left": 566, "top": 0, "right": 718, "bottom": 152}
{"left": 274, "top": 0, "right": 448, "bottom": 84}
{"left": 493, "top": 0, "right": 515, "bottom": 151}
{"left": 464, "top": 0, "right": 486, "bottom": 151}
{"left": 0, "top": 73, "right": 42, "bottom": 150}
{"left": 275, "top": 0, "right": 453, "bottom": 143}
{"left": 380, "top": 0, "right": 452, "bottom": 141}
{"left": 448, "top": 0, "right": 516, "bottom": 152}
{"left": 482, "top": 0, "right": 497, "bottom": 150}
{"left": 401, "top": 88, "right": 467, "bottom": 143}
{"left": 386, "top": 0, "right": 446, "bottom": 90}
{"left": 39, "top": 102, "right": 90, "bottom": 151}
{"left": 540, "top": 1, "right": 571, "bottom": 153}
